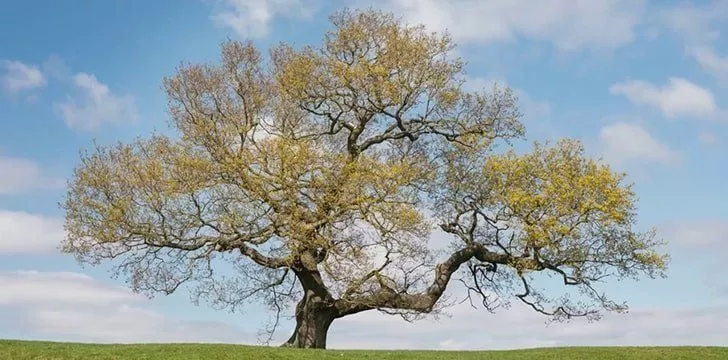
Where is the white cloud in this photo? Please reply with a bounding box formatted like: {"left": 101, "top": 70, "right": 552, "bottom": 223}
{"left": 0, "top": 211, "right": 64, "bottom": 254}
{"left": 658, "top": 220, "right": 728, "bottom": 298}
{"left": 0, "top": 271, "right": 136, "bottom": 306}
{"left": 0, "top": 155, "right": 63, "bottom": 195}
{"left": 5, "top": 270, "right": 726, "bottom": 349}
{"left": 376, "top": 0, "right": 646, "bottom": 51}
{"left": 691, "top": 46, "right": 728, "bottom": 81}
{"left": 699, "top": 132, "right": 720, "bottom": 146}
{"left": 662, "top": 220, "right": 728, "bottom": 250}
{"left": 211, "top": 0, "right": 316, "bottom": 38}
{"left": 599, "top": 122, "right": 678, "bottom": 166}
{"left": 0, "top": 270, "right": 253, "bottom": 343}
{"left": 55, "top": 72, "right": 139, "bottom": 131}
{"left": 659, "top": 1, "right": 728, "bottom": 81}
{"left": 659, "top": 1, "right": 727, "bottom": 43}
{"left": 41, "top": 55, "right": 72, "bottom": 82}
{"left": 609, "top": 78, "right": 717, "bottom": 119}
{"left": 26, "top": 307, "right": 250, "bottom": 344}
{"left": 1, "top": 60, "right": 46, "bottom": 94}
{"left": 330, "top": 295, "right": 728, "bottom": 349}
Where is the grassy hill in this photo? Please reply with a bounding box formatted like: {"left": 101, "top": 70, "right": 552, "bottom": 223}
{"left": 1, "top": 340, "right": 727, "bottom": 359}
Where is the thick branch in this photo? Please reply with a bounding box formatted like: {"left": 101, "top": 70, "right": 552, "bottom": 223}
{"left": 335, "top": 243, "right": 528, "bottom": 316}
{"left": 215, "top": 236, "right": 291, "bottom": 269}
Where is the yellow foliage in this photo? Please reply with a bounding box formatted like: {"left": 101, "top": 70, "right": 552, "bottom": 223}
{"left": 61, "top": 9, "right": 666, "bottom": 315}
{"left": 477, "top": 139, "right": 665, "bottom": 272}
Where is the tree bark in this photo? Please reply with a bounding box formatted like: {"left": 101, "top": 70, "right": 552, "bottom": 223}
{"left": 282, "top": 296, "right": 336, "bottom": 349}
{"left": 282, "top": 256, "right": 338, "bottom": 349}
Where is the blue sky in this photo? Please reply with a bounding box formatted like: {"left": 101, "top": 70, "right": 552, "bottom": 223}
{"left": 1, "top": 0, "right": 727, "bottom": 350}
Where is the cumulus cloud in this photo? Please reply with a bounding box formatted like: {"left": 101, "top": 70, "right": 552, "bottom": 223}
{"left": 55, "top": 72, "right": 139, "bottom": 131}
{"left": 1, "top": 60, "right": 46, "bottom": 94}
{"left": 0, "top": 211, "right": 64, "bottom": 254}
{"left": 211, "top": 0, "right": 316, "bottom": 38}
{"left": 599, "top": 122, "right": 678, "bottom": 166}
{"left": 609, "top": 78, "right": 717, "bottom": 119}
{"left": 374, "top": 0, "right": 646, "bottom": 51}
{"left": 0, "top": 271, "right": 253, "bottom": 344}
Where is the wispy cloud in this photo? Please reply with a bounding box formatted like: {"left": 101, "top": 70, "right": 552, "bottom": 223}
{"left": 691, "top": 47, "right": 728, "bottom": 82}
{"left": 659, "top": 0, "right": 728, "bottom": 81}
{"left": 1, "top": 60, "right": 46, "bottom": 94}
{"left": 698, "top": 132, "right": 720, "bottom": 146}
{"left": 331, "top": 290, "right": 728, "bottom": 349}
{"left": 55, "top": 72, "right": 139, "bottom": 131}
{"left": 0, "top": 154, "right": 63, "bottom": 195}
{"left": 0, "top": 270, "right": 254, "bottom": 343}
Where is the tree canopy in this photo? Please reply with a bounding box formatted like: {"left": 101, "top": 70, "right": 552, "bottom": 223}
{"left": 62, "top": 9, "right": 668, "bottom": 349}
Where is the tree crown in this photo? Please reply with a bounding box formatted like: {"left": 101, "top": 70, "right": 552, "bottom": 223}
{"left": 62, "top": 9, "right": 667, "bottom": 341}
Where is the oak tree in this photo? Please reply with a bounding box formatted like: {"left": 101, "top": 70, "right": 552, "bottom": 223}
{"left": 62, "top": 9, "right": 668, "bottom": 349}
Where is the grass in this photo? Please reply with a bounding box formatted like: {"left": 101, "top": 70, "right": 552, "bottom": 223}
{"left": 1, "top": 340, "right": 727, "bottom": 360}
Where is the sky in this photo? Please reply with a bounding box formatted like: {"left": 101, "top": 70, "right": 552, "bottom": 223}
{"left": 1, "top": 0, "right": 727, "bottom": 350}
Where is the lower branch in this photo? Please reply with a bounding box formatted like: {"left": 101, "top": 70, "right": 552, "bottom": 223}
{"left": 335, "top": 243, "right": 521, "bottom": 316}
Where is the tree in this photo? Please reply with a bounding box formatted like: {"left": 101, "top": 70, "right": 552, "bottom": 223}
{"left": 62, "top": 9, "right": 668, "bottom": 349}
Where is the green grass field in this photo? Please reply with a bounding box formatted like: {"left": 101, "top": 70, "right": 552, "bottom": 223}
{"left": 1, "top": 341, "right": 727, "bottom": 360}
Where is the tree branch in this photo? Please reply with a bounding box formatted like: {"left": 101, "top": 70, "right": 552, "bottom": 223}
{"left": 335, "top": 243, "right": 519, "bottom": 316}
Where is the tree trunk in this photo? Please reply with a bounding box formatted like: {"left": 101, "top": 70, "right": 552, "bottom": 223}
{"left": 281, "top": 261, "right": 337, "bottom": 349}
{"left": 281, "top": 294, "right": 336, "bottom": 349}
